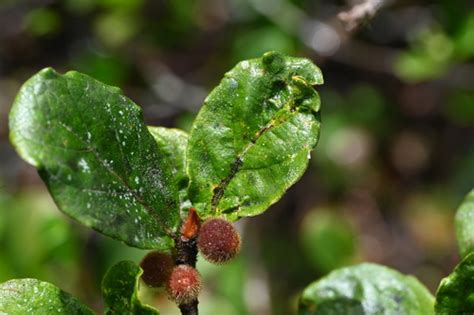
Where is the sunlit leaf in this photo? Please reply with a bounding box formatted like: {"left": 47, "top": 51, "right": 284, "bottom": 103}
{"left": 187, "top": 51, "right": 323, "bottom": 221}
{"left": 455, "top": 189, "right": 474, "bottom": 258}
{"left": 0, "top": 279, "right": 93, "bottom": 314}
{"left": 298, "top": 263, "right": 434, "bottom": 315}
{"left": 435, "top": 252, "right": 474, "bottom": 313}
{"left": 9, "top": 68, "right": 182, "bottom": 249}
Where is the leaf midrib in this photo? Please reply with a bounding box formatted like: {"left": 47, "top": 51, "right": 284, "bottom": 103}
{"left": 57, "top": 121, "right": 171, "bottom": 233}
{"left": 30, "top": 78, "right": 173, "bottom": 235}
{"left": 210, "top": 93, "right": 306, "bottom": 214}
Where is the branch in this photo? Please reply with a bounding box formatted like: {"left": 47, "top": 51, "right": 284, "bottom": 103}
{"left": 175, "top": 236, "right": 198, "bottom": 267}
{"left": 338, "top": 0, "right": 387, "bottom": 31}
{"left": 178, "top": 300, "right": 199, "bottom": 315}
{"left": 174, "top": 208, "right": 200, "bottom": 315}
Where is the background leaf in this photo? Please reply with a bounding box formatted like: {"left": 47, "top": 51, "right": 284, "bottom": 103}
{"left": 102, "top": 260, "right": 158, "bottom": 315}
{"left": 9, "top": 68, "right": 181, "bottom": 249}
{"left": 455, "top": 189, "right": 474, "bottom": 258}
{"left": 147, "top": 126, "right": 189, "bottom": 215}
{"left": 0, "top": 278, "right": 94, "bottom": 314}
{"left": 187, "top": 51, "right": 323, "bottom": 221}
{"left": 298, "top": 263, "right": 434, "bottom": 315}
{"left": 435, "top": 252, "right": 474, "bottom": 314}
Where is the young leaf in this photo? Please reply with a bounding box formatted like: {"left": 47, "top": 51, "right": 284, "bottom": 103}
{"left": 147, "top": 126, "right": 189, "bottom": 215}
{"left": 187, "top": 51, "right": 323, "bottom": 221}
{"left": 455, "top": 189, "right": 474, "bottom": 258}
{"left": 435, "top": 252, "right": 474, "bottom": 313}
{"left": 298, "top": 263, "right": 434, "bottom": 315}
{"left": 0, "top": 278, "right": 94, "bottom": 314}
{"left": 102, "top": 260, "right": 159, "bottom": 315}
{"left": 9, "top": 68, "right": 181, "bottom": 249}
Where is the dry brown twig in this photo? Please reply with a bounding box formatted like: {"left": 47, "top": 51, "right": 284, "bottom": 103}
{"left": 338, "top": 0, "right": 387, "bottom": 31}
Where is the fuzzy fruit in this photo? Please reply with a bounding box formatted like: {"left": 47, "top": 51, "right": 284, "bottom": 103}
{"left": 167, "top": 265, "right": 201, "bottom": 304}
{"left": 197, "top": 218, "right": 241, "bottom": 264}
{"left": 140, "top": 251, "right": 174, "bottom": 287}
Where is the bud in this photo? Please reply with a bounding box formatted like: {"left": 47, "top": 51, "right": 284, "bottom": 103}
{"left": 167, "top": 265, "right": 201, "bottom": 304}
{"left": 197, "top": 218, "right": 241, "bottom": 264}
{"left": 180, "top": 208, "right": 200, "bottom": 240}
{"left": 140, "top": 251, "right": 174, "bottom": 287}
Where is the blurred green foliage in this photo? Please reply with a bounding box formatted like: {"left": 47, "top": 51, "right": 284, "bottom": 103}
{"left": 0, "top": 189, "right": 80, "bottom": 294}
{"left": 395, "top": 11, "right": 474, "bottom": 82}
{"left": 445, "top": 89, "right": 474, "bottom": 125}
{"left": 300, "top": 208, "right": 357, "bottom": 273}
{"left": 24, "top": 8, "right": 61, "bottom": 37}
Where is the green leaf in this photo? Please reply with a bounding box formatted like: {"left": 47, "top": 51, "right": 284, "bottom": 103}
{"left": 148, "top": 126, "right": 189, "bottom": 214}
{"left": 187, "top": 51, "right": 323, "bottom": 221}
{"left": 435, "top": 252, "right": 474, "bottom": 313}
{"left": 298, "top": 263, "right": 434, "bottom": 315}
{"left": 0, "top": 278, "right": 94, "bottom": 314}
{"left": 455, "top": 189, "right": 474, "bottom": 258}
{"left": 102, "top": 260, "right": 158, "bottom": 315}
{"left": 9, "top": 68, "right": 181, "bottom": 249}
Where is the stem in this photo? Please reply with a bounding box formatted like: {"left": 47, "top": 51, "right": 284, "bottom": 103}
{"left": 179, "top": 301, "right": 199, "bottom": 315}
{"left": 175, "top": 236, "right": 199, "bottom": 315}
{"left": 175, "top": 236, "right": 198, "bottom": 267}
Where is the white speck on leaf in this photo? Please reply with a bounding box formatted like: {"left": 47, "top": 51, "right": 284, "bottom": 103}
{"left": 78, "top": 158, "right": 90, "bottom": 173}
{"left": 229, "top": 78, "right": 238, "bottom": 89}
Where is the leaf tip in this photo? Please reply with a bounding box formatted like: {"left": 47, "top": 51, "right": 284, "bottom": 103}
{"left": 35, "top": 67, "right": 60, "bottom": 80}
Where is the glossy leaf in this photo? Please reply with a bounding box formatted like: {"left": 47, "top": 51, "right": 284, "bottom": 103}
{"left": 148, "top": 126, "right": 189, "bottom": 214}
{"left": 435, "top": 252, "right": 474, "bottom": 313}
{"left": 298, "top": 263, "right": 434, "bottom": 315}
{"left": 187, "top": 51, "right": 323, "bottom": 221}
{"left": 9, "top": 68, "right": 181, "bottom": 249}
{"left": 102, "top": 260, "right": 159, "bottom": 315}
{"left": 0, "top": 279, "right": 94, "bottom": 314}
{"left": 455, "top": 189, "right": 474, "bottom": 258}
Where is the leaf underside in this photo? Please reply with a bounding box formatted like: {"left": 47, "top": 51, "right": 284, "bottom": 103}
{"left": 0, "top": 279, "right": 94, "bottom": 314}
{"left": 298, "top": 263, "right": 435, "bottom": 315}
{"left": 187, "top": 51, "right": 323, "bottom": 221}
{"left": 102, "top": 260, "right": 159, "bottom": 315}
{"left": 9, "top": 68, "right": 181, "bottom": 249}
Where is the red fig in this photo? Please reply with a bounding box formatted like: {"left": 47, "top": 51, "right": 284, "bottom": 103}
{"left": 197, "top": 218, "right": 241, "bottom": 264}
{"left": 167, "top": 265, "right": 201, "bottom": 304}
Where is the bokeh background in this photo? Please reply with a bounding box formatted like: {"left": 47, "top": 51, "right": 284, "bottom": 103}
{"left": 0, "top": 0, "right": 473, "bottom": 314}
